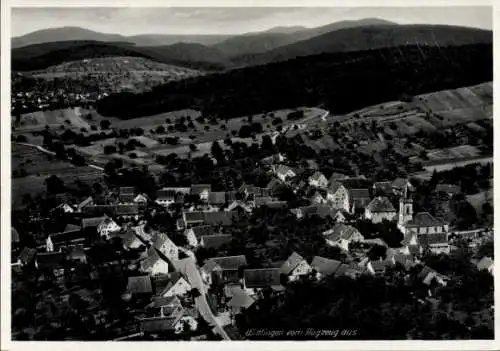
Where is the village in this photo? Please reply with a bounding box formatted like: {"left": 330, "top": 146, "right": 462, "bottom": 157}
{"left": 11, "top": 150, "right": 494, "bottom": 340}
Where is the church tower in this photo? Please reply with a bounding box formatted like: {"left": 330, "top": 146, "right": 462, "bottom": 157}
{"left": 398, "top": 187, "right": 413, "bottom": 228}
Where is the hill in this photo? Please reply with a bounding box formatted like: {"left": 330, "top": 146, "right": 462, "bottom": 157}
{"left": 230, "top": 24, "right": 493, "bottom": 66}
{"left": 95, "top": 43, "right": 493, "bottom": 120}
{"left": 213, "top": 18, "right": 397, "bottom": 57}
{"left": 127, "top": 34, "right": 231, "bottom": 46}
{"left": 12, "top": 26, "right": 129, "bottom": 48}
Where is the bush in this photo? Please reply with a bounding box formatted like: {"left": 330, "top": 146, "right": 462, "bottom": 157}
{"left": 129, "top": 152, "right": 137, "bottom": 159}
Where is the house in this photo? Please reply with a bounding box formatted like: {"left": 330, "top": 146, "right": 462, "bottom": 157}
{"left": 127, "top": 275, "right": 153, "bottom": 297}
{"left": 262, "top": 153, "right": 286, "bottom": 165}
{"left": 226, "top": 200, "right": 253, "bottom": 213}
{"left": 154, "top": 272, "right": 192, "bottom": 297}
{"left": 119, "top": 186, "right": 135, "bottom": 195}
{"left": 275, "top": 165, "right": 296, "bottom": 182}
{"left": 203, "top": 211, "right": 238, "bottom": 226}
{"left": 140, "top": 296, "right": 197, "bottom": 334}
{"left": 323, "top": 223, "right": 364, "bottom": 251}
{"left": 191, "top": 184, "right": 211, "bottom": 201}
{"left": 372, "top": 181, "right": 393, "bottom": 197}
{"left": 348, "top": 188, "right": 371, "bottom": 213}
{"left": 17, "top": 247, "right": 37, "bottom": 266}
{"left": 392, "top": 178, "right": 414, "bottom": 196}
{"left": 310, "top": 256, "right": 342, "bottom": 279}
{"left": 46, "top": 224, "right": 85, "bottom": 252}
{"left": 334, "top": 263, "right": 364, "bottom": 278}
{"left": 133, "top": 193, "right": 149, "bottom": 206}
{"left": 152, "top": 233, "right": 179, "bottom": 262}
{"left": 308, "top": 172, "right": 328, "bottom": 188}
{"left": 225, "top": 285, "right": 255, "bottom": 315}
{"left": 280, "top": 252, "right": 312, "bottom": 281}
{"left": 327, "top": 182, "right": 350, "bottom": 212}
{"left": 475, "top": 257, "right": 494, "bottom": 275}
{"left": 389, "top": 253, "right": 415, "bottom": 270}
{"left": 310, "top": 190, "right": 327, "bottom": 205}
{"left": 155, "top": 189, "right": 178, "bottom": 207}
{"left": 184, "top": 225, "right": 216, "bottom": 247}
{"left": 366, "top": 260, "right": 393, "bottom": 275}
{"left": 331, "top": 209, "right": 348, "bottom": 223}
{"left": 208, "top": 192, "right": 226, "bottom": 207}
{"left": 328, "top": 172, "right": 349, "bottom": 185}
{"left": 66, "top": 247, "right": 88, "bottom": 264}
{"left": 418, "top": 266, "right": 449, "bottom": 287}
{"left": 35, "top": 251, "right": 66, "bottom": 276}
{"left": 118, "top": 193, "right": 136, "bottom": 204}
{"left": 397, "top": 194, "right": 450, "bottom": 254}
{"left": 365, "top": 196, "right": 397, "bottom": 223}
{"left": 52, "top": 202, "right": 75, "bottom": 214}
{"left": 97, "top": 217, "right": 121, "bottom": 239}
{"left": 201, "top": 255, "right": 247, "bottom": 285}
{"left": 200, "top": 234, "right": 232, "bottom": 250}
{"left": 115, "top": 204, "right": 139, "bottom": 219}
{"left": 110, "top": 229, "right": 144, "bottom": 250}
{"left": 243, "top": 268, "right": 284, "bottom": 295}
{"left": 291, "top": 205, "right": 335, "bottom": 220}
{"left": 182, "top": 211, "right": 205, "bottom": 228}
{"left": 140, "top": 247, "right": 170, "bottom": 276}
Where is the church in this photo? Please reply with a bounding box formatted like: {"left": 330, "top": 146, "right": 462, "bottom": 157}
{"left": 397, "top": 191, "right": 450, "bottom": 255}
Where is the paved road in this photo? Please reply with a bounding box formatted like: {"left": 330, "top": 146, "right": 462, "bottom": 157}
{"left": 180, "top": 257, "right": 231, "bottom": 340}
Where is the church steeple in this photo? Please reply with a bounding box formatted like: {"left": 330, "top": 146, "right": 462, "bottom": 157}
{"left": 398, "top": 186, "right": 413, "bottom": 227}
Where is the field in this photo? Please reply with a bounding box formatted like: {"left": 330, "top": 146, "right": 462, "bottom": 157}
{"left": 466, "top": 189, "right": 493, "bottom": 216}
{"left": 12, "top": 143, "right": 103, "bottom": 208}
{"left": 28, "top": 56, "right": 203, "bottom": 93}
{"left": 12, "top": 107, "right": 91, "bottom": 133}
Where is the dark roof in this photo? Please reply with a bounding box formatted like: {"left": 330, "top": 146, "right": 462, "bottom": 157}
{"left": 373, "top": 181, "right": 393, "bottom": 195}
{"left": 265, "top": 201, "right": 288, "bottom": 209}
{"left": 149, "top": 295, "right": 182, "bottom": 308}
{"left": 77, "top": 196, "right": 93, "bottom": 209}
{"left": 82, "top": 205, "right": 116, "bottom": 217}
{"left": 370, "top": 260, "right": 392, "bottom": 273}
{"left": 417, "top": 233, "right": 448, "bottom": 246}
{"left": 36, "top": 252, "right": 66, "bottom": 270}
{"left": 116, "top": 204, "right": 139, "bottom": 215}
{"left": 328, "top": 181, "right": 345, "bottom": 194}
{"left": 203, "top": 211, "right": 238, "bottom": 226}
{"left": 140, "top": 247, "right": 164, "bottom": 272}
{"left": 120, "top": 186, "right": 135, "bottom": 195}
{"left": 254, "top": 196, "right": 273, "bottom": 207}
{"left": 207, "top": 255, "right": 247, "bottom": 271}
{"left": 81, "top": 216, "right": 106, "bottom": 228}
{"left": 281, "top": 252, "right": 305, "bottom": 275}
{"left": 119, "top": 193, "right": 136, "bottom": 203}
{"left": 156, "top": 189, "right": 176, "bottom": 199}
{"left": 366, "top": 196, "right": 396, "bottom": 212}
{"left": 191, "top": 184, "right": 211, "bottom": 195}
{"left": 201, "top": 234, "right": 232, "bottom": 249}
{"left": 127, "top": 275, "right": 153, "bottom": 294}
{"left": 310, "top": 256, "right": 342, "bottom": 276}
{"left": 18, "top": 247, "right": 37, "bottom": 265}
{"left": 244, "top": 268, "right": 282, "bottom": 289}
{"left": 208, "top": 192, "right": 226, "bottom": 204}
{"left": 348, "top": 188, "right": 370, "bottom": 200}
{"left": 298, "top": 205, "right": 334, "bottom": 219}
{"left": 225, "top": 191, "right": 238, "bottom": 202}
{"left": 323, "top": 223, "right": 363, "bottom": 242}
{"left": 190, "top": 225, "right": 216, "bottom": 238}
{"left": 49, "top": 229, "right": 86, "bottom": 245}
{"left": 310, "top": 172, "right": 326, "bottom": 182}
{"left": 407, "top": 212, "right": 447, "bottom": 227}
{"left": 154, "top": 274, "right": 189, "bottom": 296}
{"left": 140, "top": 316, "right": 181, "bottom": 332}
{"left": 266, "top": 178, "right": 282, "bottom": 190}
{"left": 276, "top": 164, "right": 293, "bottom": 176}
{"left": 184, "top": 211, "right": 205, "bottom": 224}
{"left": 64, "top": 224, "right": 81, "bottom": 232}
{"left": 113, "top": 229, "right": 142, "bottom": 248}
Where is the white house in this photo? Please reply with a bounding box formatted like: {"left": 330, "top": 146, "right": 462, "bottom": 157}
{"left": 140, "top": 247, "right": 169, "bottom": 276}
{"left": 184, "top": 225, "right": 215, "bottom": 247}
{"left": 157, "top": 272, "right": 192, "bottom": 297}
{"left": 191, "top": 184, "right": 211, "bottom": 202}
{"left": 275, "top": 165, "right": 296, "bottom": 182}
{"left": 280, "top": 252, "right": 312, "bottom": 281}
{"left": 475, "top": 257, "right": 494, "bottom": 275}
{"left": 327, "top": 182, "right": 350, "bottom": 212}
{"left": 97, "top": 217, "right": 121, "bottom": 239}
{"left": 133, "top": 194, "right": 149, "bottom": 206}
{"left": 365, "top": 196, "right": 397, "bottom": 223}
{"left": 323, "top": 223, "right": 364, "bottom": 251}
{"left": 308, "top": 172, "right": 328, "bottom": 188}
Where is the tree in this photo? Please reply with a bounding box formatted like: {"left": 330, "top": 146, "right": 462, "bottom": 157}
{"left": 100, "top": 120, "right": 111, "bottom": 130}
{"left": 103, "top": 145, "right": 117, "bottom": 155}
{"left": 189, "top": 144, "right": 197, "bottom": 152}
{"left": 155, "top": 125, "right": 165, "bottom": 134}
{"left": 45, "top": 175, "right": 65, "bottom": 194}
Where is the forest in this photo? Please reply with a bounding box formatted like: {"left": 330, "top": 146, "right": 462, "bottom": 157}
{"left": 95, "top": 44, "right": 493, "bottom": 119}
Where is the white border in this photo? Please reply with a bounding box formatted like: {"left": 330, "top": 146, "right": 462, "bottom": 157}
{"left": 1, "top": 1, "right": 498, "bottom": 350}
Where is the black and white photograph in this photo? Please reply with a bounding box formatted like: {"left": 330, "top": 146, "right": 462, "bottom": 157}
{"left": 2, "top": 2, "right": 496, "bottom": 346}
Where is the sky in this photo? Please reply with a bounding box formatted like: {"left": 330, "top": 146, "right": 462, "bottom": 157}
{"left": 11, "top": 6, "right": 492, "bottom": 37}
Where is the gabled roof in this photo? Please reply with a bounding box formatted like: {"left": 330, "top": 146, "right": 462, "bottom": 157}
{"left": 49, "top": 228, "right": 86, "bottom": 245}
{"left": 205, "top": 255, "right": 247, "bottom": 271}
{"left": 127, "top": 275, "right": 153, "bottom": 294}
{"left": 406, "top": 212, "right": 447, "bottom": 227}
{"left": 201, "top": 234, "right": 232, "bottom": 249}
{"left": 244, "top": 268, "right": 282, "bottom": 289}
{"left": 140, "top": 315, "right": 182, "bottom": 332}
{"left": 373, "top": 181, "right": 393, "bottom": 194}
{"left": 309, "top": 171, "right": 326, "bottom": 182}
{"left": 369, "top": 260, "right": 392, "bottom": 273}
{"left": 348, "top": 188, "right": 370, "bottom": 200}
{"left": 328, "top": 172, "right": 349, "bottom": 183}
{"left": 117, "top": 229, "right": 143, "bottom": 248}
{"left": 82, "top": 205, "right": 117, "bottom": 217}
{"left": 366, "top": 196, "right": 396, "bottom": 213}
{"left": 393, "top": 253, "right": 414, "bottom": 267}
{"left": 276, "top": 164, "right": 293, "bottom": 176}
{"left": 254, "top": 196, "right": 273, "bottom": 207}
{"left": 148, "top": 295, "right": 182, "bottom": 308}
{"left": 310, "top": 256, "right": 342, "bottom": 276}
{"left": 392, "top": 178, "right": 412, "bottom": 189}
{"left": 152, "top": 232, "right": 175, "bottom": 250}
{"left": 154, "top": 273, "right": 190, "bottom": 296}
{"left": 203, "top": 211, "right": 238, "bottom": 226}
{"left": 281, "top": 252, "right": 305, "bottom": 275}
{"left": 323, "top": 223, "right": 363, "bottom": 242}
{"left": 189, "top": 225, "right": 215, "bottom": 238}
{"left": 191, "top": 184, "right": 211, "bottom": 195}
{"left": 76, "top": 196, "right": 93, "bottom": 210}
{"left": 208, "top": 191, "right": 226, "bottom": 204}
{"left": 184, "top": 211, "right": 205, "bottom": 223}
{"left": 228, "top": 288, "right": 255, "bottom": 309}
{"left": 266, "top": 178, "right": 282, "bottom": 190}
{"left": 119, "top": 186, "right": 135, "bottom": 195}
{"left": 296, "top": 205, "right": 334, "bottom": 219}
{"left": 156, "top": 189, "right": 177, "bottom": 199}
{"left": 36, "top": 252, "right": 66, "bottom": 270}
{"left": 140, "top": 247, "right": 165, "bottom": 272}
{"left": 328, "top": 181, "right": 345, "bottom": 194}
{"left": 116, "top": 204, "right": 139, "bottom": 215}
{"left": 418, "top": 266, "right": 449, "bottom": 282}
{"left": 225, "top": 191, "right": 239, "bottom": 202}
{"left": 119, "top": 193, "right": 136, "bottom": 203}
{"left": 64, "top": 223, "right": 82, "bottom": 232}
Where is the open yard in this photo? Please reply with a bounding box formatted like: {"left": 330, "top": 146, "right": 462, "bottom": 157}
{"left": 13, "top": 107, "right": 91, "bottom": 133}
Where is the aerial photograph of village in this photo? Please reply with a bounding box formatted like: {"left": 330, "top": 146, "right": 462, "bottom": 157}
{"left": 7, "top": 6, "right": 494, "bottom": 342}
